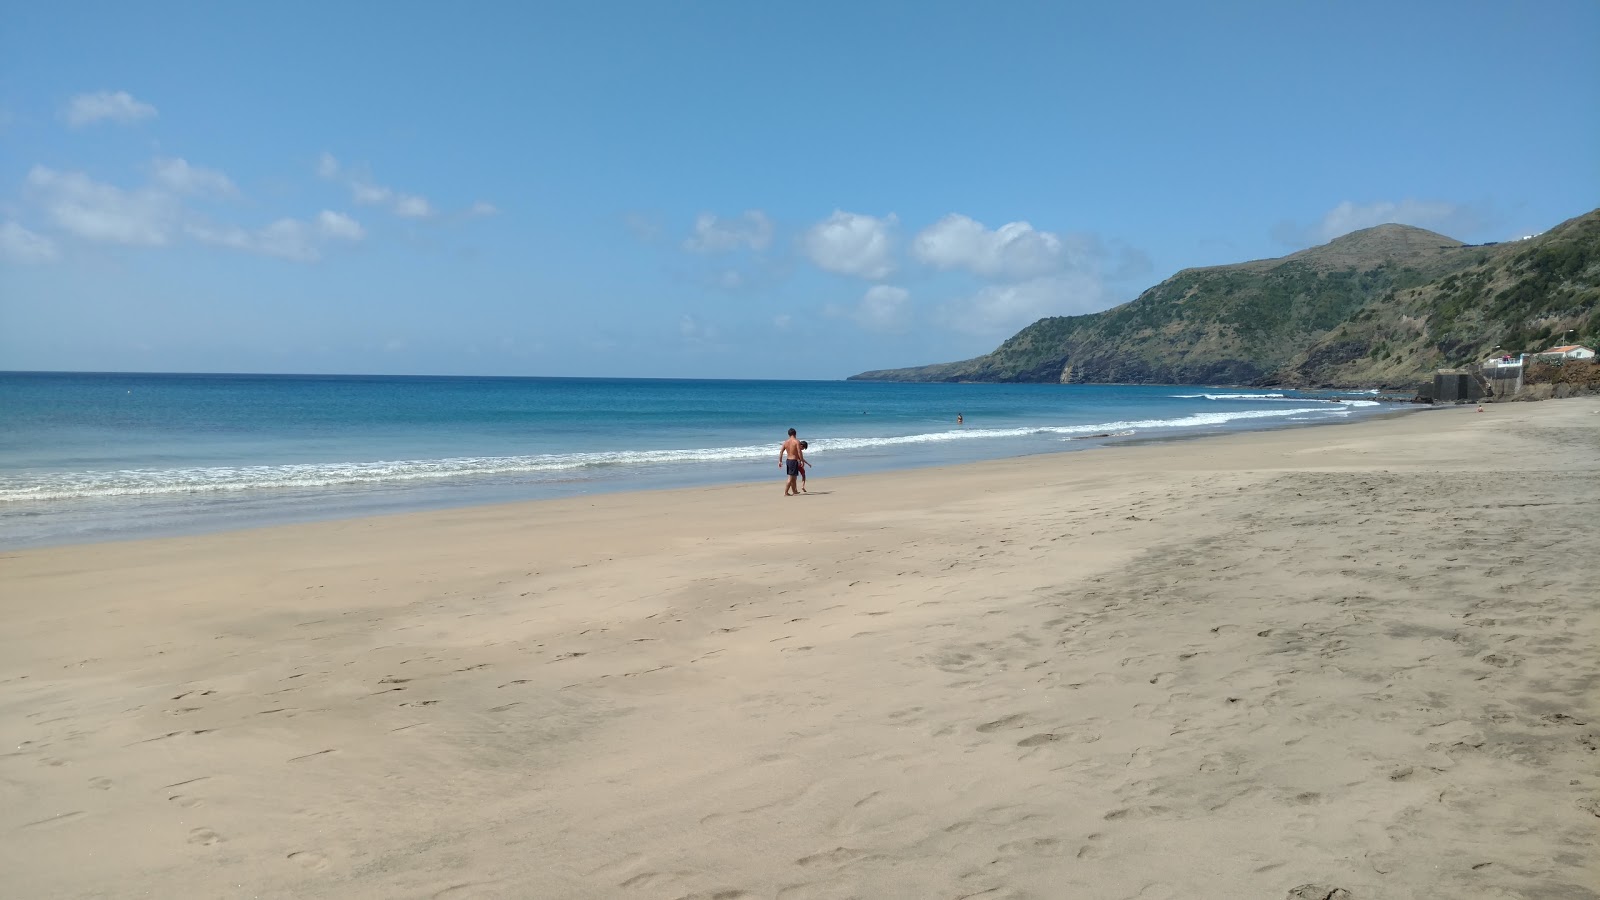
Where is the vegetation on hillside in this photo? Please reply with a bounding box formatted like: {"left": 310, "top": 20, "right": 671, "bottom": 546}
{"left": 852, "top": 210, "right": 1600, "bottom": 388}
{"left": 1278, "top": 210, "right": 1600, "bottom": 386}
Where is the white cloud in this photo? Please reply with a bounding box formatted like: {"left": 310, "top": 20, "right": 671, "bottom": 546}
{"left": 802, "top": 210, "right": 896, "bottom": 279}
{"left": 683, "top": 210, "right": 773, "bottom": 253}
{"left": 318, "top": 152, "right": 439, "bottom": 220}
{"left": 0, "top": 222, "right": 59, "bottom": 263}
{"left": 852, "top": 285, "right": 912, "bottom": 332}
{"left": 188, "top": 210, "right": 363, "bottom": 262}
{"left": 150, "top": 158, "right": 237, "bottom": 196}
{"left": 392, "top": 194, "right": 434, "bottom": 219}
{"left": 24, "top": 159, "right": 365, "bottom": 263}
{"left": 62, "top": 91, "right": 158, "bottom": 127}
{"left": 1276, "top": 199, "right": 1482, "bottom": 246}
{"left": 679, "top": 314, "right": 718, "bottom": 343}
{"left": 912, "top": 214, "right": 1065, "bottom": 278}
{"left": 316, "top": 210, "right": 365, "bottom": 240}
{"left": 623, "top": 212, "right": 662, "bottom": 243}
{"left": 351, "top": 182, "right": 393, "bottom": 206}
{"left": 938, "top": 273, "right": 1112, "bottom": 335}
{"left": 468, "top": 201, "right": 498, "bottom": 217}
{"left": 25, "top": 165, "right": 177, "bottom": 245}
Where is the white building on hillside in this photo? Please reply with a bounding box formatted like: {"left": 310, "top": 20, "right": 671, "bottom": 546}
{"left": 1537, "top": 344, "right": 1595, "bottom": 360}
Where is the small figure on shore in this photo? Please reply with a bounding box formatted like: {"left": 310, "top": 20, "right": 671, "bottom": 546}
{"left": 779, "top": 428, "right": 806, "bottom": 496}
{"left": 797, "top": 441, "right": 811, "bottom": 493}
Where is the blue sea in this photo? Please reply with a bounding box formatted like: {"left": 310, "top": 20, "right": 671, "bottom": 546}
{"left": 0, "top": 372, "right": 1397, "bottom": 549}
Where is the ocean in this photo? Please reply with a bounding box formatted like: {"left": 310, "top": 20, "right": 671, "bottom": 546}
{"left": 0, "top": 372, "right": 1396, "bottom": 548}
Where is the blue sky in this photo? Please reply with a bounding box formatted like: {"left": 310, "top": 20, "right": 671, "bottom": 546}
{"left": 2, "top": 1, "right": 1596, "bottom": 379}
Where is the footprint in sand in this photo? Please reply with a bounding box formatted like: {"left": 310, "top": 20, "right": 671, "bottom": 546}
{"left": 88, "top": 776, "right": 112, "bottom": 790}
{"left": 288, "top": 850, "right": 330, "bottom": 871}
{"left": 187, "top": 827, "right": 223, "bottom": 846}
{"left": 996, "top": 836, "right": 1065, "bottom": 858}
{"left": 619, "top": 871, "right": 675, "bottom": 889}
{"left": 1103, "top": 806, "right": 1168, "bottom": 821}
{"left": 976, "top": 713, "right": 1030, "bottom": 733}
{"left": 794, "top": 846, "right": 865, "bottom": 868}
{"left": 430, "top": 882, "right": 507, "bottom": 899}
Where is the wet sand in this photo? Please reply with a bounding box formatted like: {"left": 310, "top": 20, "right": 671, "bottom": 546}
{"left": 3, "top": 398, "right": 1598, "bottom": 900}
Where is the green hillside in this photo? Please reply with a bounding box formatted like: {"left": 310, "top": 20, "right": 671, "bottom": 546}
{"left": 851, "top": 209, "right": 1600, "bottom": 388}
{"left": 1275, "top": 210, "right": 1600, "bottom": 386}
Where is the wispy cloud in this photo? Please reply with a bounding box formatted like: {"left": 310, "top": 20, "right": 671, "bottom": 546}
{"left": 0, "top": 221, "right": 59, "bottom": 263}
{"left": 936, "top": 272, "right": 1113, "bottom": 335}
{"left": 25, "top": 166, "right": 177, "bottom": 246}
{"left": 1273, "top": 199, "right": 1485, "bottom": 246}
{"left": 682, "top": 210, "right": 773, "bottom": 253}
{"left": 23, "top": 162, "right": 364, "bottom": 264}
{"left": 391, "top": 194, "right": 434, "bottom": 219}
{"left": 317, "top": 152, "right": 446, "bottom": 220}
{"left": 150, "top": 158, "right": 237, "bottom": 196}
{"left": 831, "top": 284, "right": 912, "bottom": 332}
{"left": 187, "top": 210, "right": 364, "bottom": 262}
{"left": 623, "top": 212, "right": 663, "bottom": 244}
{"left": 679, "top": 313, "right": 719, "bottom": 344}
{"left": 62, "top": 91, "right": 157, "bottom": 127}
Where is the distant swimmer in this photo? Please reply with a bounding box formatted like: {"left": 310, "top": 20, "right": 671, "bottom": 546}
{"left": 779, "top": 428, "right": 806, "bottom": 496}
{"left": 957, "top": 413, "right": 963, "bottom": 426}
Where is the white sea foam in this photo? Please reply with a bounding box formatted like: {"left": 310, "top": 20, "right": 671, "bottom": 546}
{"left": 1172, "top": 393, "right": 1380, "bottom": 408}
{"left": 0, "top": 404, "right": 1363, "bottom": 503}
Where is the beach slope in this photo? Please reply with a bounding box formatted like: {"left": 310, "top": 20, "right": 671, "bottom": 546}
{"left": 3, "top": 400, "right": 1598, "bottom": 899}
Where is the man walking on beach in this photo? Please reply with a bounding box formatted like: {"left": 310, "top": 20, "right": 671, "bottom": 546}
{"left": 779, "top": 428, "right": 805, "bottom": 496}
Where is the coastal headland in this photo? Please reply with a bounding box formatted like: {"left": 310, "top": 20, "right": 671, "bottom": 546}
{"left": 3, "top": 399, "right": 1597, "bottom": 899}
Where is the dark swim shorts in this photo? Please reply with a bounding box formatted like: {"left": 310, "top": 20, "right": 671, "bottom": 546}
{"left": 786, "top": 459, "right": 801, "bottom": 476}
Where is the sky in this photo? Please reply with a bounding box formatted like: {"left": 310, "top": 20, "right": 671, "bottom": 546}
{"left": 1, "top": 2, "right": 1597, "bottom": 379}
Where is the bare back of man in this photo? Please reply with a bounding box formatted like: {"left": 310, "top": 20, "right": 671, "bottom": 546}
{"left": 779, "top": 428, "right": 804, "bottom": 496}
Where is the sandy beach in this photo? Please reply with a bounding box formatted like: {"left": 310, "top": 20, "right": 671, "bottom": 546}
{"left": 3, "top": 399, "right": 1597, "bottom": 900}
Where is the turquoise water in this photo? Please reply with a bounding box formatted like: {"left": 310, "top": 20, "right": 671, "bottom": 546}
{"left": 0, "top": 372, "right": 1391, "bottom": 547}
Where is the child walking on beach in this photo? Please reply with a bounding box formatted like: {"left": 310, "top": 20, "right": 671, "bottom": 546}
{"left": 797, "top": 441, "right": 811, "bottom": 493}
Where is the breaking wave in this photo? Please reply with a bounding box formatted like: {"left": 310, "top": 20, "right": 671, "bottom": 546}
{"left": 1, "top": 405, "right": 1362, "bottom": 503}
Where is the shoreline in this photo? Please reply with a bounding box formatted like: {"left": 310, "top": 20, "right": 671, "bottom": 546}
{"left": 2, "top": 397, "right": 1415, "bottom": 552}
{"left": 3, "top": 398, "right": 1596, "bottom": 899}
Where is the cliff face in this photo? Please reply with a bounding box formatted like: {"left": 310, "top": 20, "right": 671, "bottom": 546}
{"left": 852, "top": 211, "right": 1600, "bottom": 388}
{"left": 1512, "top": 359, "right": 1600, "bottom": 400}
